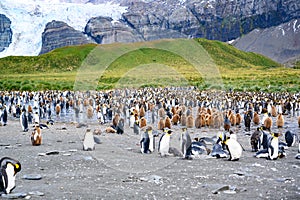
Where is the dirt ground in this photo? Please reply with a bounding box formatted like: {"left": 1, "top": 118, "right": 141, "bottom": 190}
{"left": 0, "top": 112, "right": 299, "bottom": 200}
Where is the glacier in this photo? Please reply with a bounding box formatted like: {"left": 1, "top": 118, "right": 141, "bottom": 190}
{"left": 0, "top": 0, "right": 127, "bottom": 57}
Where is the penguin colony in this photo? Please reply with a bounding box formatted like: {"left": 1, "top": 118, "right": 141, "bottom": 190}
{"left": 0, "top": 88, "right": 300, "bottom": 193}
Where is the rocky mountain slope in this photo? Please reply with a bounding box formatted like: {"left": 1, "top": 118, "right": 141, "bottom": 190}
{"left": 233, "top": 18, "right": 300, "bottom": 65}
{"left": 0, "top": 0, "right": 299, "bottom": 61}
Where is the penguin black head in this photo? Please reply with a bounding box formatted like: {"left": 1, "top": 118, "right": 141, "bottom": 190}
{"left": 0, "top": 157, "right": 21, "bottom": 175}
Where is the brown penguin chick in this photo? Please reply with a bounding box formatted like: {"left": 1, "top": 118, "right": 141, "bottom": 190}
{"left": 140, "top": 117, "right": 147, "bottom": 128}
{"left": 83, "top": 99, "right": 89, "bottom": 107}
{"left": 276, "top": 113, "right": 284, "bottom": 128}
{"left": 205, "top": 114, "right": 212, "bottom": 127}
{"left": 194, "top": 114, "right": 202, "bottom": 128}
{"left": 298, "top": 116, "right": 300, "bottom": 128}
{"left": 253, "top": 112, "right": 260, "bottom": 125}
{"left": 171, "top": 106, "right": 177, "bottom": 116}
{"left": 28, "top": 105, "right": 33, "bottom": 113}
{"left": 187, "top": 115, "right": 194, "bottom": 128}
{"left": 158, "top": 107, "right": 165, "bottom": 118}
{"left": 139, "top": 106, "right": 145, "bottom": 118}
{"left": 157, "top": 118, "right": 165, "bottom": 130}
{"left": 172, "top": 114, "right": 180, "bottom": 125}
{"left": 87, "top": 105, "right": 94, "bottom": 119}
{"left": 229, "top": 113, "right": 236, "bottom": 126}
{"left": 224, "top": 115, "right": 231, "bottom": 131}
{"left": 181, "top": 114, "right": 187, "bottom": 126}
{"left": 236, "top": 113, "right": 242, "bottom": 125}
{"left": 31, "top": 124, "right": 42, "bottom": 146}
{"left": 271, "top": 105, "right": 277, "bottom": 117}
{"left": 112, "top": 114, "right": 120, "bottom": 127}
{"left": 105, "top": 126, "right": 117, "bottom": 133}
{"left": 164, "top": 116, "right": 172, "bottom": 129}
{"left": 55, "top": 104, "right": 61, "bottom": 116}
{"left": 263, "top": 117, "right": 273, "bottom": 131}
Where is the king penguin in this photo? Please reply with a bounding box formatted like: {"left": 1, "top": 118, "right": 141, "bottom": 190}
{"left": 20, "top": 108, "right": 28, "bottom": 132}
{"left": 255, "top": 132, "right": 279, "bottom": 160}
{"left": 180, "top": 127, "right": 192, "bottom": 159}
{"left": 0, "top": 157, "right": 21, "bottom": 194}
{"left": 158, "top": 128, "right": 173, "bottom": 157}
{"left": 140, "top": 127, "right": 150, "bottom": 154}
{"left": 83, "top": 129, "right": 95, "bottom": 151}
{"left": 285, "top": 130, "right": 297, "bottom": 147}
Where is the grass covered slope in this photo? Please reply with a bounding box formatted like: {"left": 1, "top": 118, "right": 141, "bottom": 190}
{"left": 0, "top": 39, "right": 299, "bottom": 92}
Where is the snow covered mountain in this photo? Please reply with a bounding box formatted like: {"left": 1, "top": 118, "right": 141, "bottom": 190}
{"left": 0, "top": 0, "right": 127, "bottom": 57}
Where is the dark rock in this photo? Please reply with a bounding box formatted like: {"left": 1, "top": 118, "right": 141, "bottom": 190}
{"left": 45, "top": 150, "right": 60, "bottom": 155}
{"left": 40, "top": 20, "right": 93, "bottom": 54}
{"left": 0, "top": 143, "right": 10, "bottom": 146}
{"left": 85, "top": 16, "right": 144, "bottom": 44}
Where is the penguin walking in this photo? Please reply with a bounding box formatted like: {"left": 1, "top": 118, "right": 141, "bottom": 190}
{"left": 158, "top": 128, "right": 173, "bottom": 157}
{"left": 180, "top": 127, "right": 192, "bottom": 159}
{"left": 31, "top": 123, "right": 42, "bottom": 146}
{"left": 0, "top": 157, "right": 21, "bottom": 194}
{"left": 20, "top": 109, "right": 29, "bottom": 132}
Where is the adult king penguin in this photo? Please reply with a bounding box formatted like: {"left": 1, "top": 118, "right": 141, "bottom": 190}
{"left": 158, "top": 128, "right": 173, "bottom": 157}
{"left": 0, "top": 157, "right": 21, "bottom": 194}
{"left": 140, "top": 126, "right": 155, "bottom": 154}
{"left": 180, "top": 127, "right": 192, "bottom": 159}
{"left": 20, "top": 108, "right": 28, "bottom": 132}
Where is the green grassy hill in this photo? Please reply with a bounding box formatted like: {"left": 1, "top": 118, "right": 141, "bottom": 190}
{"left": 0, "top": 39, "right": 299, "bottom": 92}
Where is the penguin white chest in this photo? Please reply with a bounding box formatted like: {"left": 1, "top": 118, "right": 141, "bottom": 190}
{"left": 5, "top": 164, "right": 16, "bottom": 194}
{"left": 269, "top": 138, "right": 279, "bottom": 160}
{"left": 159, "top": 135, "right": 170, "bottom": 156}
{"left": 83, "top": 132, "right": 95, "bottom": 151}
{"left": 226, "top": 139, "right": 242, "bottom": 160}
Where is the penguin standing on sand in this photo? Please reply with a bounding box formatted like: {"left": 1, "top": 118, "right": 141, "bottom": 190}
{"left": 31, "top": 123, "right": 42, "bottom": 146}
{"left": 158, "top": 128, "right": 173, "bottom": 157}
{"left": 180, "top": 127, "right": 192, "bottom": 159}
{"left": 140, "top": 127, "right": 151, "bottom": 154}
{"left": 83, "top": 129, "right": 96, "bottom": 151}
{"left": 0, "top": 157, "right": 21, "bottom": 194}
{"left": 1, "top": 105, "right": 8, "bottom": 126}
{"left": 20, "top": 108, "right": 28, "bottom": 132}
{"left": 217, "top": 132, "right": 242, "bottom": 161}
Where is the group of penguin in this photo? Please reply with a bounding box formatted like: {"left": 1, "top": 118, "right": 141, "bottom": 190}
{"left": 1, "top": 88, "right": 300, "bottom": 195}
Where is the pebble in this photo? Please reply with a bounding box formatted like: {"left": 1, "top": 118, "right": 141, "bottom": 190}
{"left": 28, "top": 191, "right": 44, "bottom": 196}
{"left": 38, "top": 153, "right": 46, "bottom": 156}
{"left": 0, "top": 143, "right": 10, "bottom": 146}
{"left": 140, "top": 175, "right": 163, "bottom": 185}
{"left": 23, "top": 174, "right": 43, "bottom": 180}
{"left": 69, "top": 149, "right": 77, "bottom": 152}
{"left": 1, "top": 193, "right": 28, "bottom": 199}
{"left": 45, "top": 151, "right": 60, "bottom": 155}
